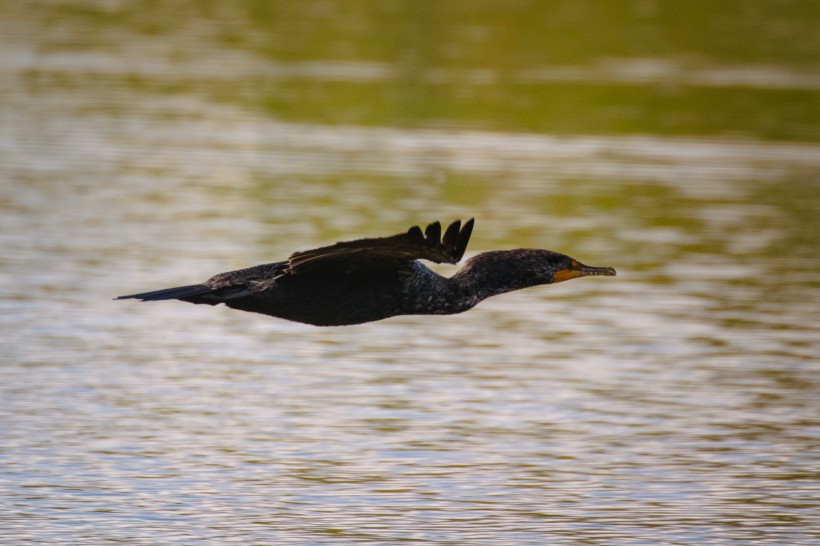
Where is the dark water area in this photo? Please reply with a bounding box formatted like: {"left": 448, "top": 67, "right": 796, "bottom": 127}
{"left": 1, "top": 2, "right": 819, "bottom": 544}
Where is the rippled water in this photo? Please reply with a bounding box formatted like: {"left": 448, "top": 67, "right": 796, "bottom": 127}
{"left": 2, "top": 2, "right": 819, "bottom": 545}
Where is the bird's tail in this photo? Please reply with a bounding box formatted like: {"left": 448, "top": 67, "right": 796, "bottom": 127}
{"left": 115, "top": 284, "right": 212, "bottom": 302}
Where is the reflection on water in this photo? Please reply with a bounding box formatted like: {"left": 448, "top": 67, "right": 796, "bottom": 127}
{"left": 2, "top": 2, "right": 819, "bottom": 545}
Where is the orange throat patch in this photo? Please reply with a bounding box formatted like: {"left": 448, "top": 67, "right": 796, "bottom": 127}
{"left": 552, "top": 268, "right": 584, "bottom": 284}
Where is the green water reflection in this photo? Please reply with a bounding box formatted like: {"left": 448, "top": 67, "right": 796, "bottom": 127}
{"left": 16, "top": 0, "right": 820, "bottom": 140}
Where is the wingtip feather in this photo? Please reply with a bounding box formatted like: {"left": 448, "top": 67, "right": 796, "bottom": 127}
{"left": 424, "top": 221, "right": 442, "bottom": 247}
{"left": 454, "top": 218, "right": 475, "bottom": 261}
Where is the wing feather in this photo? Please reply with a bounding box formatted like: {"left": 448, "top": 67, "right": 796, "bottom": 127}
{"left": 286, "top": 219, "right": 474, "bottom": 275}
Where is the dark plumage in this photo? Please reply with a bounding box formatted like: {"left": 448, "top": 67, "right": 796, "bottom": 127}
{"left": 116, "top": 219, "right": 616, "bottom": 326}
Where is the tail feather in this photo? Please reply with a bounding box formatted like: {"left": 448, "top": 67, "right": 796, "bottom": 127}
{"left": 115, "top": 284, "right": 212, "bottom": 301}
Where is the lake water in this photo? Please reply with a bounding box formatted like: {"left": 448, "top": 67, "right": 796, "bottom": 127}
{"left": 2, "top": 2, "right": 819, "bottom": 544}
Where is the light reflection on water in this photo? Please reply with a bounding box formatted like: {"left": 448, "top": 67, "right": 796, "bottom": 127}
{"left": 3, "top": 137, "right": 818, "bottom": 545}
{"left": 2, "top": 4, "right": 820, "bottom": 546}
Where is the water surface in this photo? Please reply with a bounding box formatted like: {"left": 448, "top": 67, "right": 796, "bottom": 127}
{"left": 1, "top": 2, "right": 819, "bottom": 544}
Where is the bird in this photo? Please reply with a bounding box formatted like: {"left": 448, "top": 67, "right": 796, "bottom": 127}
{"left": 116, "top": 219, "right": 616, "bottom": 326}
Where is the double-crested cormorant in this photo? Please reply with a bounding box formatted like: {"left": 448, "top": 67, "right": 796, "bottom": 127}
{"left": 117, "top": 219, "right": 615, "bottom": 326}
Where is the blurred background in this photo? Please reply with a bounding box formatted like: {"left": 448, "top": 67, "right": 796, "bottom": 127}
{"left": 1, "top": 1, "right": 819, "bottom": 544}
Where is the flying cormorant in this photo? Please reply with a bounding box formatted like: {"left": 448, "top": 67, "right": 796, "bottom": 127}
{"left": 117, "top": 219, "right": 616, "bottom": 326}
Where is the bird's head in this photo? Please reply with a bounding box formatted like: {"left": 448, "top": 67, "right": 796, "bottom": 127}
{"left": 478, "top": 249, "right": 616, "bottom": 286}
{"left": 547, "top": 252, "right": 617, "bottom": 284}
{"left": 458, "top": 249, "right": 615, "bottom": 296}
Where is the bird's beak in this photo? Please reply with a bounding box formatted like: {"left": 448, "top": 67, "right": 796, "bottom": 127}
{"left": 553, "top": 261, "right": 617, "bottom": 283}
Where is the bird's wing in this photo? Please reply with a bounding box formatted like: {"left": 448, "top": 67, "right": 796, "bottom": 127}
{"left": 286, "top": 218, "right": 474, "bottom": 275}
{"left": 203, "top": 261, "right": 290, "bottom": 296}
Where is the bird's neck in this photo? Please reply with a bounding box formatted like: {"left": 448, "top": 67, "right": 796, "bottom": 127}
{"left": 405, "top": 251, "right": 551, "bottom": 316}
{"left": 447, "top": 251, "right": 547, "bottom": 312}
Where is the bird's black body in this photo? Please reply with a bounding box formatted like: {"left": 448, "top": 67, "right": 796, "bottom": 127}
{"left": 117, "top": 219, "right": 616, "bottom": 326}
